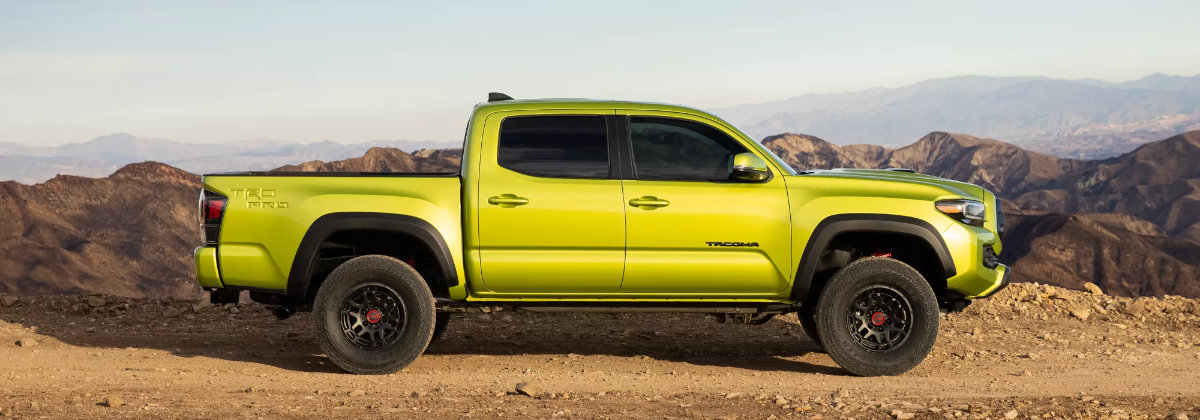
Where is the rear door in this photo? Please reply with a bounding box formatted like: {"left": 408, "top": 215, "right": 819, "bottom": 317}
{"left": 476, "top": 111, "right": 626, "bottom": 294}
{"left": 618, "top": 113, "right": 791, "bottom": 296}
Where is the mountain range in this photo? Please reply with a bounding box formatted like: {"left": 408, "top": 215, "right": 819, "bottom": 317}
{"left": 0, "top": 130, "right": 1197, "bottom": 299}
{"left": 0, "top": 133, "right": 458, "bottom": 184}
{"left": 717, "top": 73, "right": 1200, "bottom": 159}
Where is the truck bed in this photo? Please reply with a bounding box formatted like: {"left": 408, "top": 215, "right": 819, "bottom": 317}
{"left": 204, "top": 171, "right": 459, "bottom": 177}
{"left": 198, "top": 172, "right": 464, "bottom": 293}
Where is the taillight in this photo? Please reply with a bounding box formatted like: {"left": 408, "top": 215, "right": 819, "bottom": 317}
{"left": 200, "top": 190, "right": 227, "bottom": 245}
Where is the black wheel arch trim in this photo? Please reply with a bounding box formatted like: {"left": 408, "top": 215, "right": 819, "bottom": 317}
{"left": 790, "top": 214, "right": 956, "bottom": 302}
{"left": 286, "top": 212, "right": 459, "bottom": 299}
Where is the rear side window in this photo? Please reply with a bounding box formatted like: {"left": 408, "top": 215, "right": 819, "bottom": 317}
{"left": 498, "top": 116, "right": 609, "bottom": 178}
{"left": 630, "top": 117, "right": 748, "bottom": 181}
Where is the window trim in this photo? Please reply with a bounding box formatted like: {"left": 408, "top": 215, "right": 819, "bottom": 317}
{"left": 618, "top": 115, "right": 769, "bottom": 183}
{"left": 495, "top": 114, "right": 619, "bottom": 180}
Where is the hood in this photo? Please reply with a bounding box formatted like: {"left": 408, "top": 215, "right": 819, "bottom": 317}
{"left": 801, "top": 168, "right": 987, "bottom": 201}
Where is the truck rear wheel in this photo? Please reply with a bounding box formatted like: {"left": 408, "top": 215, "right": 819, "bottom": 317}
{"left": 814, "top": 257, "right": 939, "bottom": 376}
{"left": 312, "top": 255, "right": 436, "bottom": 375}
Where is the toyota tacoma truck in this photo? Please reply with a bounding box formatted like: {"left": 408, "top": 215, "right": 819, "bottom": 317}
{"left": 194, "top": 93, "right": 1009, "bottom": 376}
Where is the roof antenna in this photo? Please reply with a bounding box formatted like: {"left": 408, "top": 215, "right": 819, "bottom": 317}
{"left": 488, "top": 92, "right": 514, "bottom": 102}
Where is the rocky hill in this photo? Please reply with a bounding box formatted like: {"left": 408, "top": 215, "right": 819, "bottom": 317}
{"left": 1003, "top": 213, "right": 1200, "bottom": 298}
{"left": 0, "top": 163, "right": 202, "bottom": 297}
{"left": 765, "top": 132, "right": 1086, "bottom": 196}
{"left": 1015, "top": 131, "right": 1200, "bottom": 243}
{"left": 274, "top": 147, "right": 461, "bottom": 173}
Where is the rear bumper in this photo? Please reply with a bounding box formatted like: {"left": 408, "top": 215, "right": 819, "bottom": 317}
{"left": 194, "top": 246, "right": 223, "bottom": 288}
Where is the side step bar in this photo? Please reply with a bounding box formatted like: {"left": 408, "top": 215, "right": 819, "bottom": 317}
{"left": 517, "top": 306, "right": 762, "bottom": 314}
{"left": 435, "top": 298, "right": 798, "bottom": 315}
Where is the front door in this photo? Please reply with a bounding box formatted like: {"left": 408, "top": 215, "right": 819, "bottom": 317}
{"left": 477, "top": 113, "right": 626, "bottom": 294}
{"left": 619, "top": 114, "right": 791, "bottom": 296}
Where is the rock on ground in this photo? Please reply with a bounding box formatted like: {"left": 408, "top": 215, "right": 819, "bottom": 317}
{"left": 103, "top": 396, "right": 124, "bottom": 407}
{"left": 87, "top": 296, "right": 106, "bottom": 308}
{"left": 515, "top": 382, "right": 539, "bottom": 397}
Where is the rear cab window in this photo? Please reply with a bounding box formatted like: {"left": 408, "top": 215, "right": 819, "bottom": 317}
{"left": 497, "top": 116, "right": 609, "bottom": 179}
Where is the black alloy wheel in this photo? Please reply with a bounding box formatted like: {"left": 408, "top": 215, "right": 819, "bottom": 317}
{"left": 846, "top": 286, "right": 912, "bottom": 352}
{"left": 814, "top": 256, "right": 939, "bottom": 376}
{"left": 313, "top": 255, "right": 436, "bottom": 375}
{"left": 340, "top": 284, "right": 407, "bottom": 350}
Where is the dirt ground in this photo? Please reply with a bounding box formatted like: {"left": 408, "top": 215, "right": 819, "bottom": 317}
{"left": 1, "top": 283, "right": 1199, "bottom": 419}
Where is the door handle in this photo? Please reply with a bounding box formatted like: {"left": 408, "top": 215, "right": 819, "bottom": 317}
{"left": 629, "top": 196, "right": 670, "bottom": 208}
{"left": 487, "top": 194, "right": 529, "bottom": 206}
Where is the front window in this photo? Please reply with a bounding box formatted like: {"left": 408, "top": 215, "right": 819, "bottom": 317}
{"left": 629, "top": 117, "right": 749, "bottom": 182}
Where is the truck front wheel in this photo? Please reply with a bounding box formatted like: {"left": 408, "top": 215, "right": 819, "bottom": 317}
{"left": 312, "top": 255, "right": 436, "bottom": 374}
{"left": 814, "top": 256, "right": 939, "bottom": 376}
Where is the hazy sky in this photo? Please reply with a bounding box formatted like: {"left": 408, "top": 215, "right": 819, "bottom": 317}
{"left": 3, "top": 0, "right": 1199, "bottom": 146}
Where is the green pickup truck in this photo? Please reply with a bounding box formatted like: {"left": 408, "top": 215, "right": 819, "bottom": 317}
{"left": 195, "top": 93, "right": 1008, "bottom": 376}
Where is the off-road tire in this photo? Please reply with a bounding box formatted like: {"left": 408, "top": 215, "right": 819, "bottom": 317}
{"left": 312, "top": 255, "right": 436, "bottom": 375}
{"left": 431, "top": 312, "right": 452, "bottom": 342}
{"left": 815, "top": 257, "right": 939, "bottom": 376}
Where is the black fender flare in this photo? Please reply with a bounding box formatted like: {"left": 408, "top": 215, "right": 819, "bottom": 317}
{"left": 789, "top": 214, "right": 956, "bottom": 301}
{"left": 286, "top": 212, "right": 459, "bottom": 299}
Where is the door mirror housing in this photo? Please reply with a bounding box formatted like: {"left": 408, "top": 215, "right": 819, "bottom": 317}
{"left": 730, "top": 152, "right": 772, "bottom": 182}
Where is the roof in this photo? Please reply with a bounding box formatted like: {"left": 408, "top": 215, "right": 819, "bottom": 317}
{"left": 472, "top": 97, "right": 713, "bottom": 116}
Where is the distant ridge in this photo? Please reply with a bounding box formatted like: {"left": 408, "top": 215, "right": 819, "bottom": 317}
{"left": 719, "top": 73, "right": 1200, "bottom": 159}
{"left": 0, "top": 133, "right": 457, "bottom": 183}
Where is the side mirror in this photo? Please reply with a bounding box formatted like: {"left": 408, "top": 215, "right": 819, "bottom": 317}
{"left": 730, "top": 152, "right": 772, "bottom": 182}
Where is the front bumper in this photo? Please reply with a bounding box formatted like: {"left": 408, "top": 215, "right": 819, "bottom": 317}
{"left": 940, "top": 220, "right": 1010, "bottom": 299}
{"left": 976, "top": 264, "right": 1011, "bottom": 298}
{"left": 194, "top": 246, "right": 223, "bottom": 288}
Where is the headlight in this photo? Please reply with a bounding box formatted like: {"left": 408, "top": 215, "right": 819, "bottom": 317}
{"left": 936, "top": 199, "right": 985, "bottom": 226}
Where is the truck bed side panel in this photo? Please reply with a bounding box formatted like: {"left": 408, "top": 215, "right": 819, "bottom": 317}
{"left": 202, "top": 175, "right": 465, "bottom": 298}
